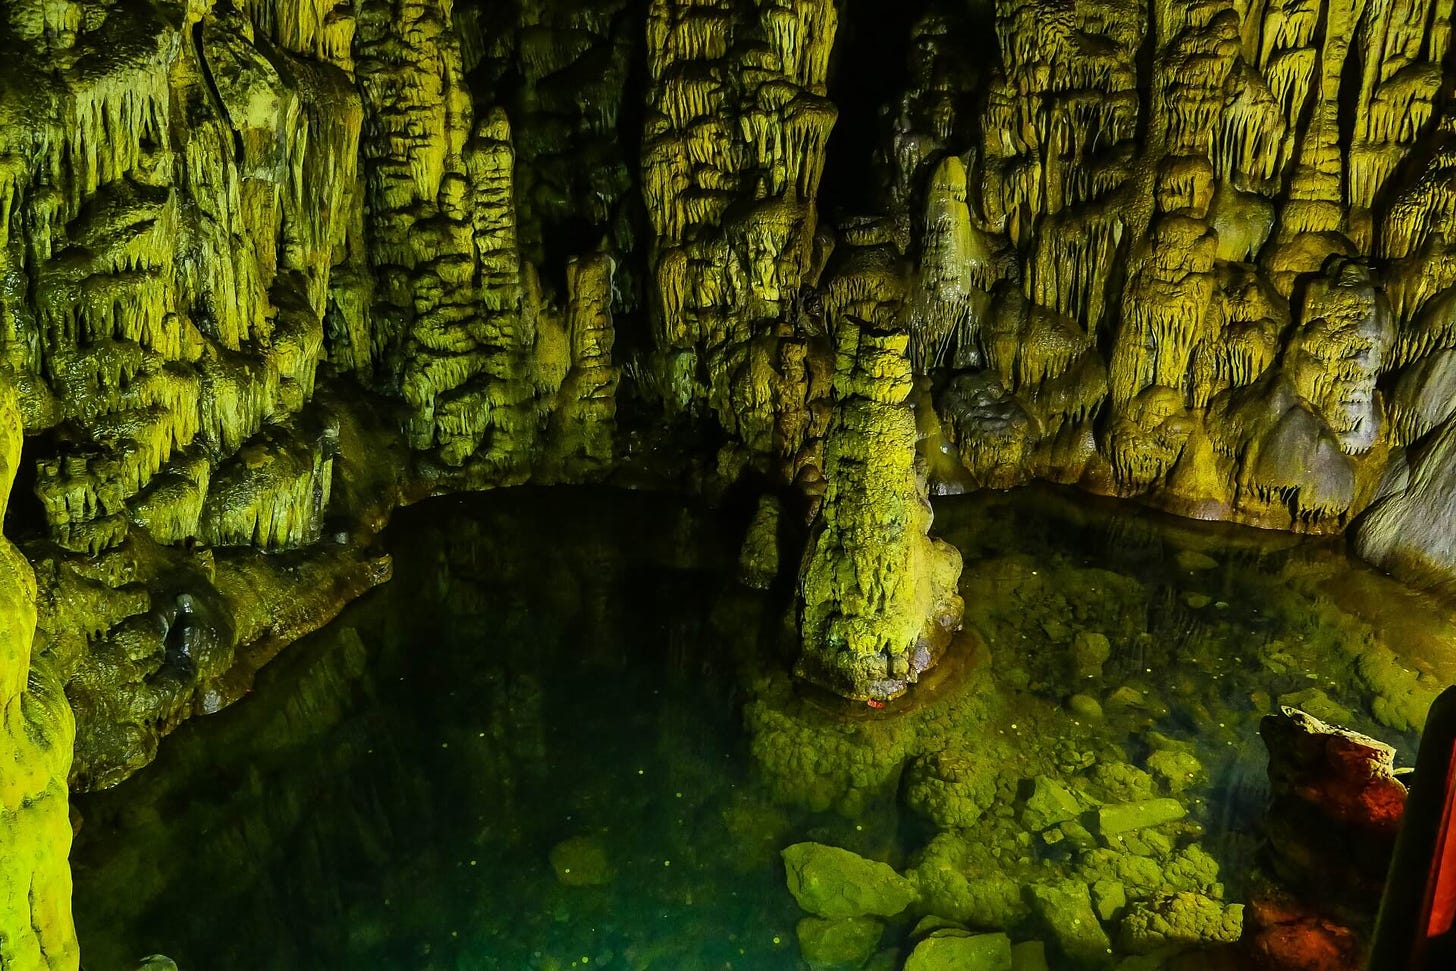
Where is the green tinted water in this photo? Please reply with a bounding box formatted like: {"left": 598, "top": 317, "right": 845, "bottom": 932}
{"left": 70, "top": 486, "right": 1454, "bottom": 970}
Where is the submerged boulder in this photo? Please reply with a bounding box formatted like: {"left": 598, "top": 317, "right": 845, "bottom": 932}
{"left": 1118, "top": 892, "right": 1243, "bottom": 953}
{"left": 1020, "top": 776, "right": 1081, "bottom": 832}
{"left": 904, "top": 930, "right": 1013, "bottom": 971}
{"left": 1027, "top": 880, "right": 1112, "bottom": 968}
{"left": 797, "top": 915, "right": 884, "bottom": 971}
{"left": 1093, "top": 798, "right": 1187, "bottom": 836}
{"left": 782, "top": 842, "right": 916, "bottom": 919}
{"left": 548, "top": 835, "right": 614, "bottom": 887}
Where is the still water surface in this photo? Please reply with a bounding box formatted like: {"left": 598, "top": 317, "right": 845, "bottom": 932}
{"left": 71, "top": 486, "right": 1454, "bottom": 969}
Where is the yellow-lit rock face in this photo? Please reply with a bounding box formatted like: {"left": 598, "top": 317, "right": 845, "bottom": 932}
{"left": 640, "top": 0, "right": 838, "bottom": 486}
{"left": 798, "top": 320, "right": 964, "bottom": 700}
{"left": 1, "top": 374, "right": 78, "bottom": 971}
{"left": 0, "top": 0, "right": 626, "bottom": 809}
{"left": 910, "top": 0, "right": 1455, "bottom": 536}
{"left": 10, "top": 0, "right": 1456, "bottom": 956}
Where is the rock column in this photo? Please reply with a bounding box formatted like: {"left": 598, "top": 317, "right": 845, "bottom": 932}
{"left": 797, "top": 320, "right": 963, "bottom": 700}
{"left": 0, "top": 371, "right": 79, "bottom": 971}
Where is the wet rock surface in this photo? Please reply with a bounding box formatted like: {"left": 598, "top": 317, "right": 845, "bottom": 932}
{"left": 8, "top": 0, "right": 1456, "bottom": 964}
{"left": 1244, "top": 707, "right": 1409, "bottom": 971}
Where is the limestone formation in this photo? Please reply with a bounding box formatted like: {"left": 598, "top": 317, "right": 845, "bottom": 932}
{"left": 1, "top": 374, "right": 77, "bottom": 971}
{"left": 797, "top": 320, "right": 963, "bottom": 700}
{"left": 8, "top": 0, "right": 1456, "bottom": 963}
{"left": 640, "top": 0, "right": 839, "bottom": 485}
{"left": 898, "top": 0, "right": 1456, "bottom": 552}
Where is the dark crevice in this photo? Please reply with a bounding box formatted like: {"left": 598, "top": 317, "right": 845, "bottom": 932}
{"left": 820, "top": 0, "right": 931, "bottom": 219}
{"left": 5, "top": 432, "right": 55, "bottom": 544}
{"left": 192, "top": 20, "right": 245, "bottom": 169}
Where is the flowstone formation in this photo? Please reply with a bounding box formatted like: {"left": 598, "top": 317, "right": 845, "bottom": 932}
{"left": 798, "top": 320, "right": 963, "bottom": 700}
{"left": 1, "top": 378, "right": 77, "bottom": 970}
{"left": 886, "top": 0, "right": 1456, "bottom": 548}
{"left": 7, "top": 0, "right": 1456, "bottom": 964}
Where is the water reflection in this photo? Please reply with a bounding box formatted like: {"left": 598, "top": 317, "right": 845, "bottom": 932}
{"left": 71, "top": 485, "right": 1452, "bottom": 970}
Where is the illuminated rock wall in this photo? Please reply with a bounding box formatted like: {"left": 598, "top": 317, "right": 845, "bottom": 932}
{"left": 642, "top": 0, "right": 838, "bottom": 485}
{"left": 8, "top": 0, "right": 1456, "bottom": 959}
{"left": 1, "top": 377, "right": 76, "bottom": 970}
{"left": 0, "top": 2, "right": 617, "bottom": 957}
{"left": 906, "top": 0, "right": 1456, "bottom": 539}
{"left": 0, "top": 0, "right": 619, "bottom": 785}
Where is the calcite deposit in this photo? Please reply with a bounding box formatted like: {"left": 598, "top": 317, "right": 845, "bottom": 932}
{"left": 798, "top": 320, "right": 964, "bottom": 699}
{"left": 5, "top": 0, "right": 1456, "bottom": 964}
{"left": 1, "top": 378, "right": 77, "bottom": 970}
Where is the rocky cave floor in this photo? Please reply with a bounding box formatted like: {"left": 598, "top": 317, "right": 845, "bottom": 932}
{"left": 66, "top": 484, "right": 1450, "bottom": 971}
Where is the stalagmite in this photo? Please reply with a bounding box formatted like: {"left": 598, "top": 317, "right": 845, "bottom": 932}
{"left": 798, "top": 320, "right": 963, "bottom": 700}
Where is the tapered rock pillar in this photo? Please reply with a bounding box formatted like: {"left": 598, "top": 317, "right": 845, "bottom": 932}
{"left": 0, "top": 371, "right": 78, "bottom": 971}
{"left": 797, "top": 320, "right": 964, "bottom": 700}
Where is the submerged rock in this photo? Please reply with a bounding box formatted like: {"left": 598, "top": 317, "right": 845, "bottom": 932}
{"left": 1118, "top": 892, "right": 1243, "bottom": 953}
{"left": 782, "top": 842, "right": 915, "bottom": 919}
{"left": 1144, "top": 744, "right": 1205, "bottom": 796}
{"left": 904, "top": 930, "right": 1013, "bottom": 971}
{"left": 1027, "top": 880, "right": 1113, "bottom": 968}
{"left": 797, "top": 915, "right": 884, "bottom": 971}
{"left": 1020, "top": 776, "right": 1081, "bottom": 833}
{"left": 1070, "top": 631, "right": 1111, "bottom": 680}
{"left": 548, "top": 835, "right": 613, "bottom": 887}
{"left": 1090, "top": 880, "right": 1126, "bottom": 922}
{"left": 131, "top": 958, "right": 179, "bottom": 971}
{"left": 738, "top": 494, "right": 784, "bottom": 590}
{"left": 1094, "top": 798, "right": 1187, "bottom": 836}
{"left": 905, "top": 751, "right": 1000, "bottom": 829}
{"left": 1009, "top": 940, "right": 1050, "bottom": 971}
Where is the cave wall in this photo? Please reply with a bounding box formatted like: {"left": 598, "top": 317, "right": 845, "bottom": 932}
{"left": 4, "top": 0, "right": 1456, "bottom": 965}
{"left": 904, "top": 0, "right": 1454, "bottom": 539}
